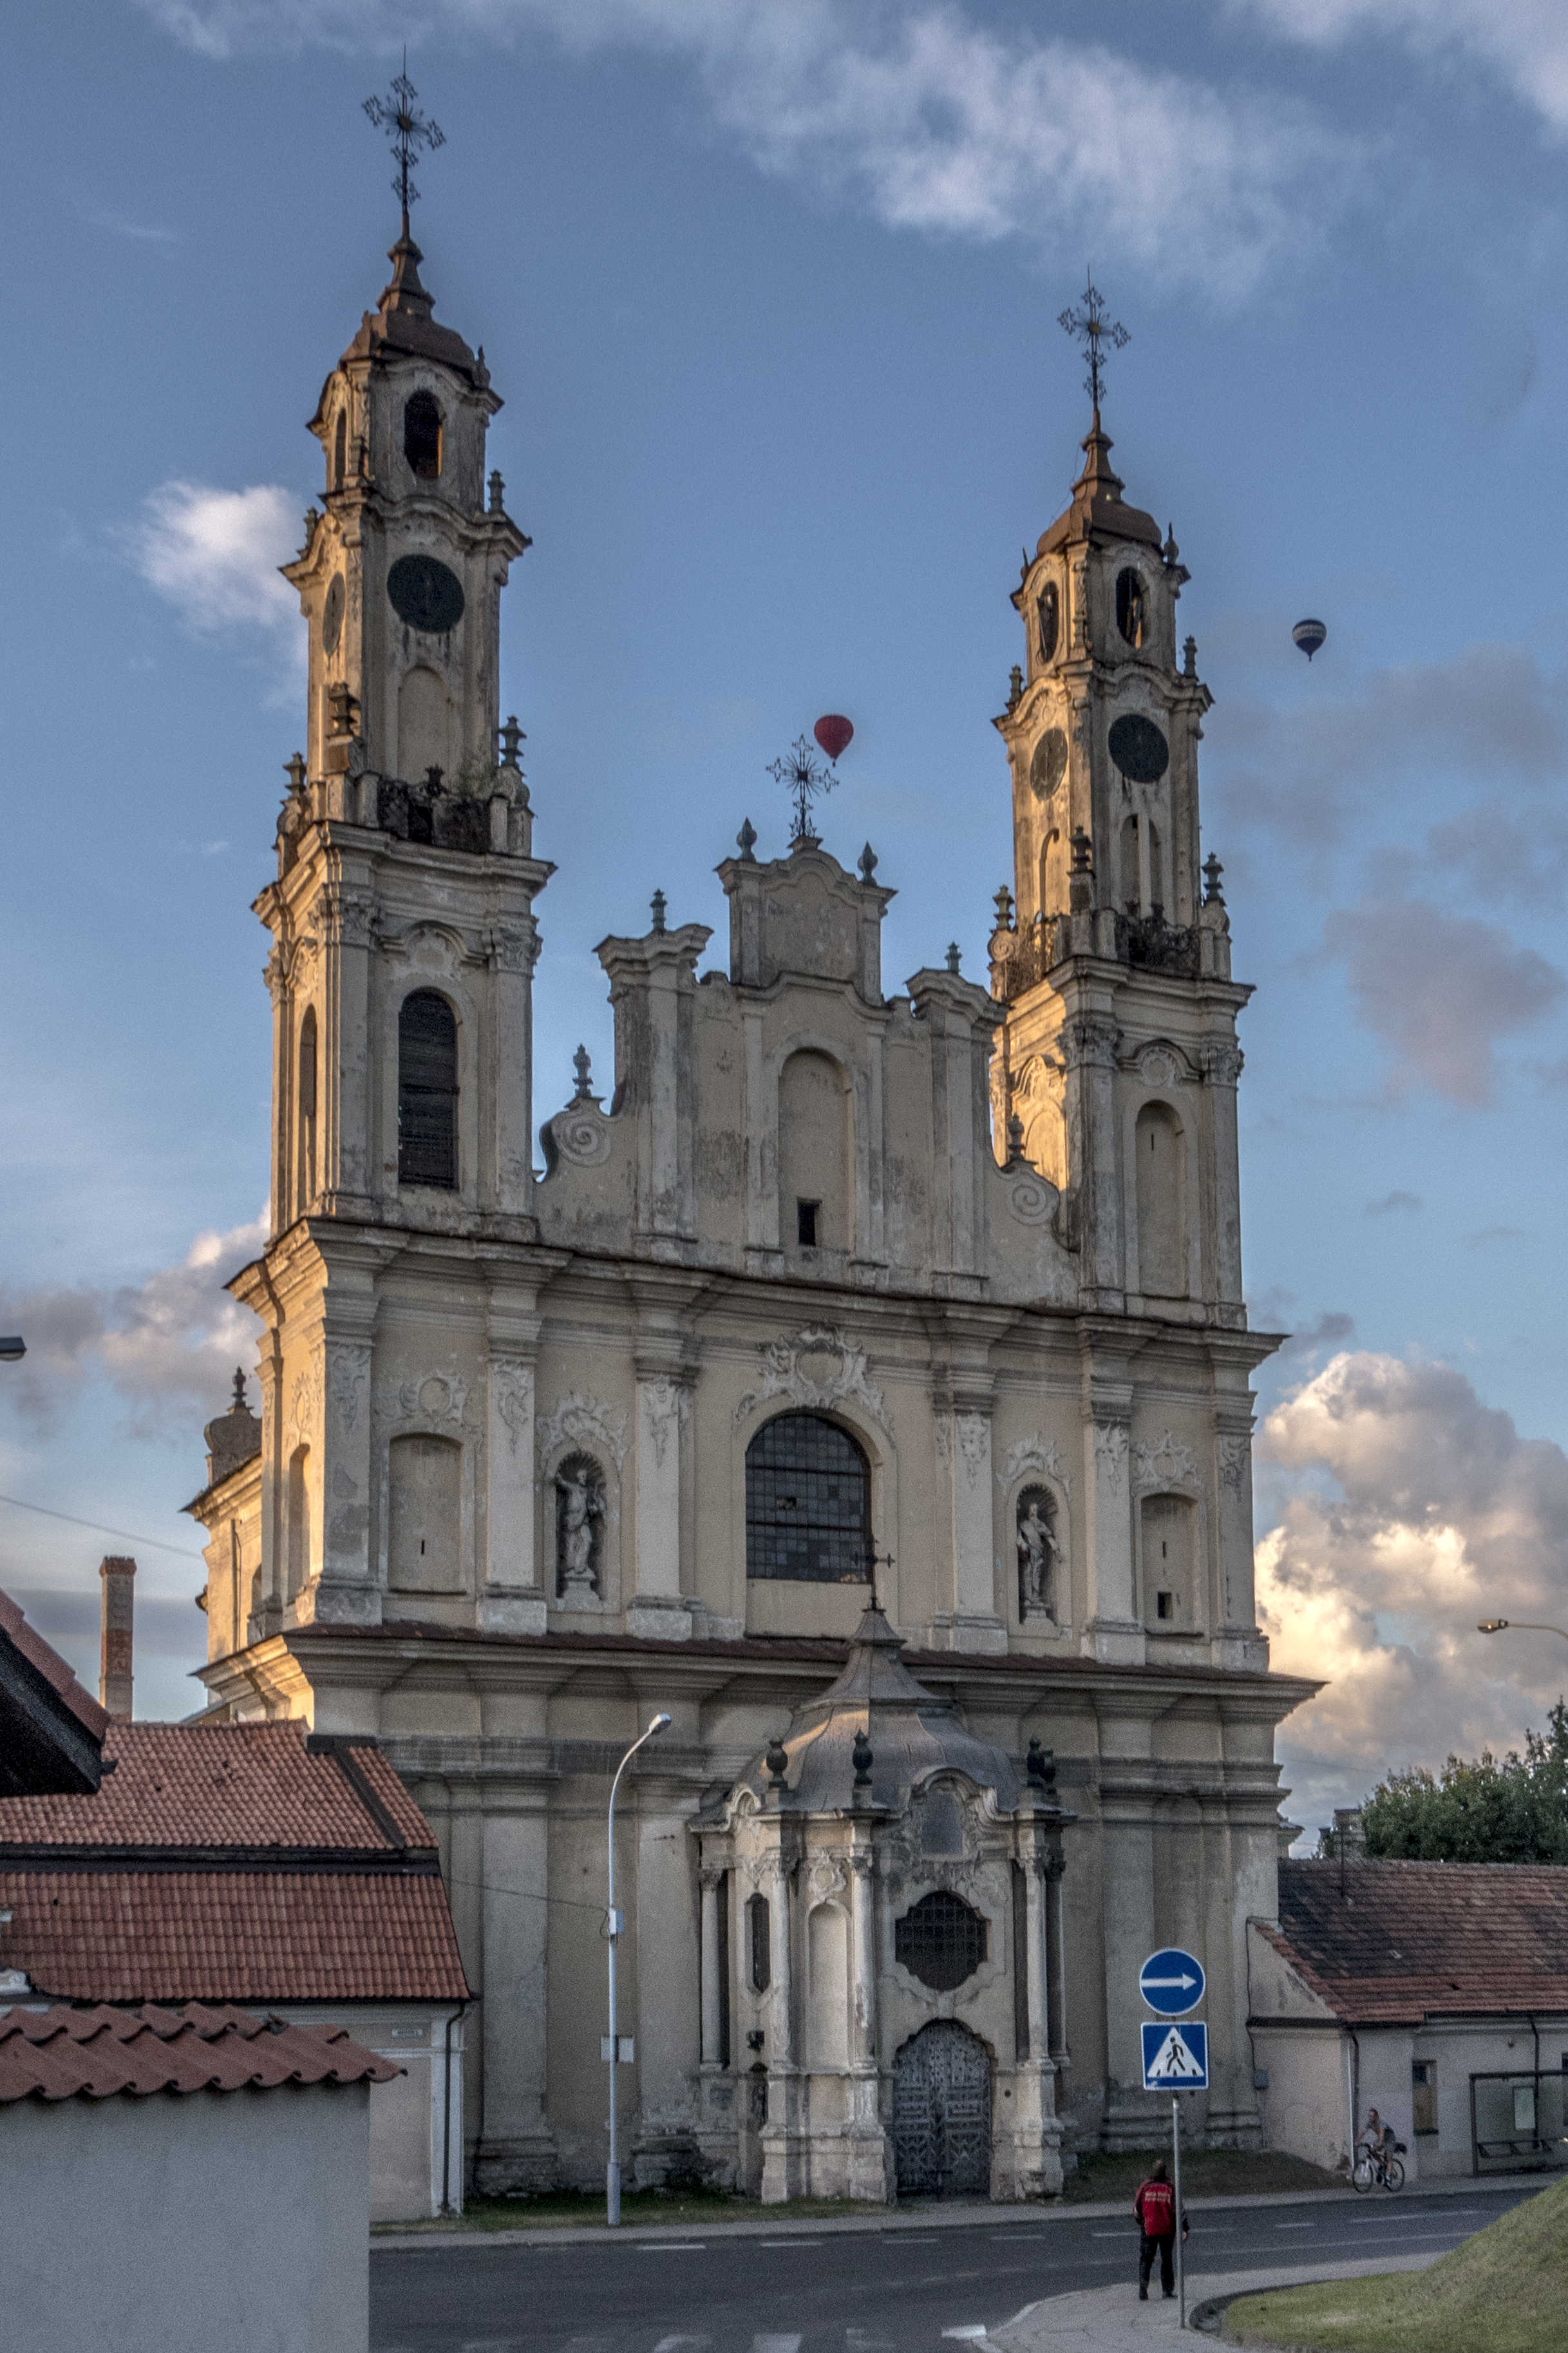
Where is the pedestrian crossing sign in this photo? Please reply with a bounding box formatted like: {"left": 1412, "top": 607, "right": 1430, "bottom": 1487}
{"left": 1141, "top": 2019, "right": 1208, "bottom": 2089}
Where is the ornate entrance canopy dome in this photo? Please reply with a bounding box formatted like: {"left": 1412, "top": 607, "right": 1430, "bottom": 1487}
{"left": 727, "top": 1602, "right": 1034, "bottom": 1818}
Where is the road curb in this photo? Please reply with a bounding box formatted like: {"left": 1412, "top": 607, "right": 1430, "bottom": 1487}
{"left": 370, "top": 2174, "right": 1531, "bottom": 2253}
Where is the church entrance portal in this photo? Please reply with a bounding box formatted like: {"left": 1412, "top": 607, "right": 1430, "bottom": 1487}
{"left": 893, "top": 2021, "right": 992, "bottom": 2197}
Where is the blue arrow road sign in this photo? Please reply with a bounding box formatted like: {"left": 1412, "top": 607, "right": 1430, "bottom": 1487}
{"left": 1138, "top": 1947, "right": 1205, "bottom": 2017}
{"left": 1142, "top": 2020, "right": 1209, "bottom": 2090}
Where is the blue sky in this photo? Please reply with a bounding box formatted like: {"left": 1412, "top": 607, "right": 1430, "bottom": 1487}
{"left": 7, "top": 0, "right": 1568, "bottom": 1834}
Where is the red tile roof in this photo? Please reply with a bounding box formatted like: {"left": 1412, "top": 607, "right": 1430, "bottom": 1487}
{"left": 1261, "top": 1859, "right": 1568, "bottom": 2024}
{"left": 0, "top": 1870, "right": 468, "bottom": 2004}
{"left": 0, "top": 1721, "right": 432, "bottom": 1853}
{"left": 0, "top": 1590, "right": 108, "bottom": 1744}
{"left": 0, "top": 2001, "right": 397, "bottom": 2103}
{"left": 0, "top": 1722, "right": 469, "bottom": 2005}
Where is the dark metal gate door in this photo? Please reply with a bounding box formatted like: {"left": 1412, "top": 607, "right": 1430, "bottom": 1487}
{"left": 893, "top": 2021, "right": 992, "bottom": 2196}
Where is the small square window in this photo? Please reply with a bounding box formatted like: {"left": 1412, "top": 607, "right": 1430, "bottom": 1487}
{"left": 1156, "top": 1590, "right": 1173, "bottom": 1621}
{"left": 796, "top": 1199, "right": 819, "bottom": 1247}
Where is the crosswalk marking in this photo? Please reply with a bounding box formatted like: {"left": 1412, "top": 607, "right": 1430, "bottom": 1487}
{"left": 652, "top": 2338, "right": 711, "bottom": 2350}
{"left": 750, "top": 2337, "right": 802, "bottom": 2352}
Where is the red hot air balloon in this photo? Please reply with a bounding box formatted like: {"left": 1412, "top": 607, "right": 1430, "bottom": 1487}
{"left": 814, "top": 714, "right": 854, "bottom": 763}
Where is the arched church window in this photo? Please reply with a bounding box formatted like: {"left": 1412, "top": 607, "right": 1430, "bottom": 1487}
{"left": 1015, "top": 1484, "right": 1057, "bottom": 1621}
{"left": 1116, "top": 568, "right": 1146, "bottom": 649}
{"left": 397, "top": 990, "right": 458, "bottom": 1190}
{"left": 297, "top": 1005, "right": 317, "bottom": 1210}
{"left": 745, "top": 1413, "right": 871, "bottom": 1584}
{"left": 333, "top": 409, "right": 347, "bottom": 488}
{"left": 1036, "top": 580, "right": 1059, "bottom": 664}
{"left": 895, "top": 1890, "right": 988, "bottom": 1992}
{"left": 404, "top": 390, "right": 443, "bottom": 480}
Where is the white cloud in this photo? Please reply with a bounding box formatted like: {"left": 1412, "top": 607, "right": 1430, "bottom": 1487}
{"left": 133, "top": 0, "right": 1352, "bottom": 297}
{"left": 135, "top": 481, "right": 303, "bottom": 647}
{"left": 0, "top": 1217, "right": 267, "bottom": 1436}
{"left": 1240, "top": 0, "right": 1568, "bottom": 136}
{"left": 1256, "top": 1349, "right": 1568, "bottom": 1838}
{"left": 1319, "top": 892, "right": 1565, "bottom": 1105}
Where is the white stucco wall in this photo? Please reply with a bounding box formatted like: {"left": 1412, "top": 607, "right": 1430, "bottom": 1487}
{"left": 4, "top": 2081, "right": 371, "bottom": 2353}
{"left": 272, "top": 2001, "right": 464, "bottom": 2220}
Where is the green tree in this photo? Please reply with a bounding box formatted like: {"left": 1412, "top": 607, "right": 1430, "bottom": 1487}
{"left": 1352, "top": 1699, "right": 1568, "bottom": 1863}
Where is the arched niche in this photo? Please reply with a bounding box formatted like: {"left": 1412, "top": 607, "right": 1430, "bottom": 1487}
{"left": 386, "top": 1432, "right": 464, "bottom": 1593}
{"left": 1138, "top": 1489, "right": 1202, "bottom": 1634}
{"left": 777, "top": 1047, "right": 852, "bottom": 1257}
{"left": 397, "top": 663, "right": 450, "bottom": 786}
{"left": 806, "top": 1901, "right": 849, "bottom": 2070}
{"left": 1133, "top": 1098, "right": 1187, "bottom": 1299}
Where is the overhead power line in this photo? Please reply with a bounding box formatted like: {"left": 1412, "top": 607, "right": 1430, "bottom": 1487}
{"left": 0, "top": 1493, "right": 203, "bottom": 1562}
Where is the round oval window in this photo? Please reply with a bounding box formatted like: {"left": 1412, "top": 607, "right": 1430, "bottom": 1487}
{"left": 387, "top": 554, "right": 465, "bottom": 635}
{"left": 1108, "top": 712, "right": 1169, "bottom": 783}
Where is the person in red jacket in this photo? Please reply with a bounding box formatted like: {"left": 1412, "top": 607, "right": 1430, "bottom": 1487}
{"left": 1133, "top": 2159, "right": 1188, "bottom": 2300}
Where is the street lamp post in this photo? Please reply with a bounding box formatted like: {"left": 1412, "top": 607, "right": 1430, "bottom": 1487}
{"left": 605, "top": 1710, "right": 671, "bottom": 2229}
{"left": 1478, "top": 1620, "right": 1568, "bottom": 1643}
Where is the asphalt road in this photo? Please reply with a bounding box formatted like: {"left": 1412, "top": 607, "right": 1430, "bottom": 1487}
{"left": 370, "top": 2182, "right": 1533, "bottom": 2352}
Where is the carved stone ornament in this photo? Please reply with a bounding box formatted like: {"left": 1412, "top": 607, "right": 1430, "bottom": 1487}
{"left": 1200, "top": 1040, "right": 1245, "bottom": 1086}
{"left": 808, "top": 1854, "right": 847, "bottom": 1904}
{"left": 733, "top": 1325, "right": 890, "bottom": 1433}
{"left": 956, "top": 1413, "right": 990, "bottom": 1491}
{"left": 545, "top": 1102, "right": 612, "bottom": 1168}
{"left": 327, "top": 1346, "right": 370, "bottom": 1434}
{"left": 1138, "top": 1044, "right": 1178, "bottom": 1089}
{"left": 1066, "top": 1015, "right": 1120, "bottom": 1069}
{"left": 287, "top": 1363, "right": 323, "bottom": 1452}
{"left": 1133, "top": 1429, "right": 1202, "bottom": 1491}
{"left": 997, "top": 1434, "right": 1071, "bottom": 1501}
{"left": 1218, "top": 1434, "right": 1251, "bottom": 1493}
{"left": 376, "top": 1371, "right": 470, "bottom": 1429}
{"left": 643, "top": 1378, "right": 690, "bottom": 1470}
{"left": 536, "top": 1391, "right": 629, "bottom": 1473}
{"left": 1093, "top": 1422, "right": 1129, "bottom": 1487}
{"left": 1006, "top": 1170, "right": 1059, "bottom": 1226}
{"left": 494, "top": 1362, "right": 535, "bottom": 1457}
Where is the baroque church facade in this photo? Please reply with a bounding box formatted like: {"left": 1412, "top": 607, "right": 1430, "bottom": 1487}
{"left": 188, "top": 207, "right": 1314, "bottom": 2200}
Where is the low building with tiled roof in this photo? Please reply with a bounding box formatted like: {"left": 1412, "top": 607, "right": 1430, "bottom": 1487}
{"left": 0, "top": 1720, "right": 469, "bottom": 2220}
{"left": 1249, "top": 1856, "right": 1568, "bottom": 2182}
{"left": 3, "top": 2002, "right": 392, "bottom": 2352}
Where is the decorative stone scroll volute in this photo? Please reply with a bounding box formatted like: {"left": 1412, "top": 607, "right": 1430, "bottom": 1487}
{"left": 691, "top": 1603, "right": 1074, "bottom": 2205}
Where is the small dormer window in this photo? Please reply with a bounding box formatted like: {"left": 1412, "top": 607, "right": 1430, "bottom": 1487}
{"left": 404, "top": 391, "right": 443, "bottom": 481}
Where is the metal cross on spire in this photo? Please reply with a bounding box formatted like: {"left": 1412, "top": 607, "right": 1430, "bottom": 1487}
{"left": 363, "top": 52, "right": 446, "bottom": 232}
{"left": 768, "top": 734, "right": 838, "bottom": 844}
{"left": 1057, "top": 272, "right": 1129, "bottom": 413}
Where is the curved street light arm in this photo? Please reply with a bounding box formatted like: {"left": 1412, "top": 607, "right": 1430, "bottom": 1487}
{"left": 1477, "top": 1619, "right": 1568, "bottom": 1642}
{"left": 606, "top": 1711, "right": 672, "bottom": 2228}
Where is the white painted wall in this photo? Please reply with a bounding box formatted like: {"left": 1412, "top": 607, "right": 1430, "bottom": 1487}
{"left": 4, "top": 2081, "right": 370, "bottom": 2353}
{"left": 274, "top": 2001, "right": 464, "bottom": 2220}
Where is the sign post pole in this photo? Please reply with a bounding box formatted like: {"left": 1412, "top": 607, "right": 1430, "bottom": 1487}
{"left": 1173, "top": 2093, "right": 1184, "bottom": 2330}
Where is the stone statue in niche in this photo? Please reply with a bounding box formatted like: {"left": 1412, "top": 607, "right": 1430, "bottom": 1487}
{"left": 1016, "top": 1485, "right": 1057, "bottom": 1621}
{"left": 554, "top": 1451, "right": 605, "bottom": 1601}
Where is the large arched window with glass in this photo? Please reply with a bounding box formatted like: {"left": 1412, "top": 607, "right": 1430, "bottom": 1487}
{"left": 745, "top": 1412, "right": 871, "bottom": 1583}
{"left": 397, "top": 990, "right": 458, "bottom": 1190}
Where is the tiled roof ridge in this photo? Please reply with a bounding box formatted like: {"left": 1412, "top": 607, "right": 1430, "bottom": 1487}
{"left": 0, "top": 1845, "right": 442, "bottom": 1873}
{"left": 1282, "top": 1856, "right": 1568, "bottom": 1878}
{"left": 0, "top": 1999, "right": 399, "bottom": 2104}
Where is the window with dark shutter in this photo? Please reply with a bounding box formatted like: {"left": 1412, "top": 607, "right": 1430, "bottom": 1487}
{"left": 397, "top": 990, "right": 458, "bottom": 1189}
{"left": 745, "top": 1413, "right": 871, "bottom": 1583}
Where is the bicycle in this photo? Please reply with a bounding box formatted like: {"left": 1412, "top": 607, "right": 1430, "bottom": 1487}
{"left": 1352, "top": 2142, "right": 1406, "bottom": 2193}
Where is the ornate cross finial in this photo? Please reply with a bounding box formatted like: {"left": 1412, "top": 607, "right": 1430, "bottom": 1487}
{"left": 768, "top": 734, "right": 837, "bottom": 845}
{"left": 1057, "top": 272, "right": 1129, "bottom": 412}
{"left": 364, "top": 53, "right": 445, "bottom": 232}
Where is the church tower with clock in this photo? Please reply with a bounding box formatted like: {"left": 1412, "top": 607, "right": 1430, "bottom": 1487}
{"left": 188, "top": 154, "right": 1312, "bottom": 2205}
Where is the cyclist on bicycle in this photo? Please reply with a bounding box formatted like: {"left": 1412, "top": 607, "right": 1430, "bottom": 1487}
{"left": 1357, "top": 2108, "right": 1397, "bottom": 2176}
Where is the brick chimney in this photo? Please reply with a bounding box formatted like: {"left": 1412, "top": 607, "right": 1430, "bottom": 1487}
{"left": 99, "top": 1556, "right": 136, "bottom": 1722}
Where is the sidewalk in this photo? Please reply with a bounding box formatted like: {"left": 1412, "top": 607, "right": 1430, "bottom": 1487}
{"left": 372, "top": 2169, "right": 1533, "bottom": 2253}
{"left": 989, "top": 2251, "right": 1442, "bottom": 2351}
